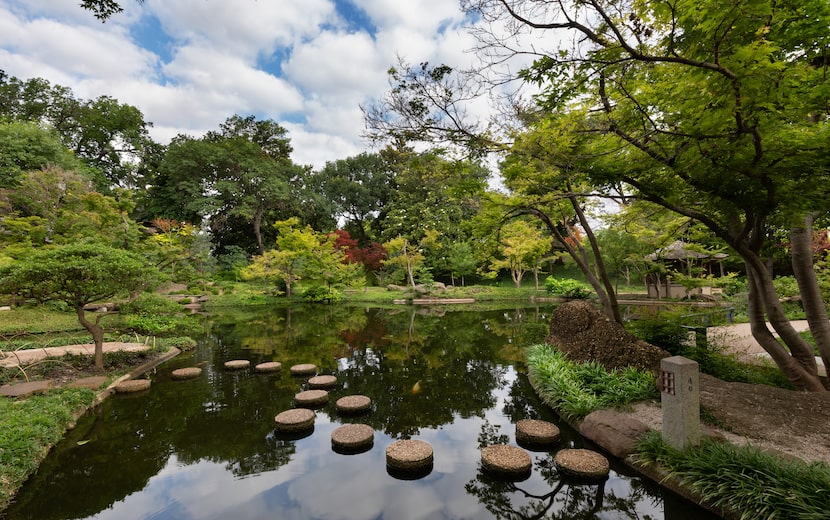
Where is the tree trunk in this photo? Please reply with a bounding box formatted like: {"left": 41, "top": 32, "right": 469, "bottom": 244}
{"left": 790, "top": 215, "right": 830, "bottom": 382}
{"left": 253, "top": 208, "right": 265, "bottom": 255}
{"left": 76, "top": 305, "right": 105, "bottom": 370}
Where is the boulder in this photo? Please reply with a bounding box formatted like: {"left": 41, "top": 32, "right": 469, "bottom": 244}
{"left": 547, "top": 300, "right": 670, "bottom": 373}
{"left": 580, "top": 409, "right": 652, "bottom": 458}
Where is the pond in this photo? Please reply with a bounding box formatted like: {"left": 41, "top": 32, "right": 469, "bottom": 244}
{"left": 5, "top": 304, "right": 721, "bottom": 519}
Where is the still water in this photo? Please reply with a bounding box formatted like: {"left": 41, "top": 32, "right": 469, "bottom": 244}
{"left": 5, "top": 304, "right": 721, "bottom": 519}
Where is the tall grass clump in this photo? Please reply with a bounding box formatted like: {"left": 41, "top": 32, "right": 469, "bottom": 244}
{"left": 635, "top": 432, "right": 830, "bottom": 520}
{"left": 0, "top": 388, "right": 95, "bottom": 510}
{"left": 526, "top": 344, "right": 658, "bottom": 420}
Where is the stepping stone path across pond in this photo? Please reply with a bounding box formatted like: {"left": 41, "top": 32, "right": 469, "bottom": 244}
{"left": 331, "top": 423, "right": 374, "bottom": 453}
{"left": 515, "top": 419, "right": 560, "bottom": 447}
{"left": 554, "top": 448, "right": 610, "bottom": 480}
{"left": 336, "top": 395, "right": 372, "bottom": 414}
{"left": 114, "top": 379, "right": 151, "bottom": 393}
{"left": 274, "top": 408, "right": 316, "bottom": 432}
{"left": 481, "top": 444, "right": 532, "bottom": 479}
{"left": 307, "top": 375, "right": 337, "bottom": 388}
{"left": 294, "top": 389, "right": 329, "bottom": 407}
{"left": 171, "top": 367, "right": 202, "bottom": 380}
{"left": 255, "top": 362, "right": 282, "bottom": 373}
{"left": 290, "top": 363, "right": 317, "bottom": 376}
{"left": 224, "top": 360, "right": 250, "bottom": 370}
{"left": 386, "top": 439, "right": 434, "bottom": 472}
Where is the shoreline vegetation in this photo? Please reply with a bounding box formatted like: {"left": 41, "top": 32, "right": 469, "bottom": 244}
{"left": 1, "top": 282, "right": 819, "bottom": 517}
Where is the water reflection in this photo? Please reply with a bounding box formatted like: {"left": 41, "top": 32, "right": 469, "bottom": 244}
{"left": 4, "top": 304, "right": 720, "bottom": 520}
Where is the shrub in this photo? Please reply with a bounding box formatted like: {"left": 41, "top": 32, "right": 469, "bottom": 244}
{"left": 302, "top": 285, "right": 345, "bottom": 303}
{"left": 526, "top": 344, "right": 658, "bottom": 420}
{"left": 544, "top": 277, "right": 592, "bottom": 299}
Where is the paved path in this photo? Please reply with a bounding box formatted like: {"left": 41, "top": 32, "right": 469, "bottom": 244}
{"left": 708, "top": 320, "right": 825, "bottom": 376}
{"left": 0, "top": 342, "right": 151, "bottom": 368}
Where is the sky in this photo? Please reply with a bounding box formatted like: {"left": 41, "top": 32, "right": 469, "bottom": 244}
{"left": 0, "top": 0, "right": 490, "bottom": 170}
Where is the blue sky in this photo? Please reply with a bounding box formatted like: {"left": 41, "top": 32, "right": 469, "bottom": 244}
{"left": 0, "top": 0, "right": 484, "bottom": 169}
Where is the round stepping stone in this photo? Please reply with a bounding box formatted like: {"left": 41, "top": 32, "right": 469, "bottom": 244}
{"left": 290, "top": 363, "right": 317, "bottom": 376}
{"left": 171, "top": 367, "right": 202, "bottom": 380}
{"left": 255, "top": 361, "right": 282, "bottom": 373}
{"left": 386, "top": 439, "right": 433, "bottom": 472}
{"left": 294, "top": 389, "right": 329, "bottom": 407}
{"left": 307, "top": 374, "right": 337, "bottom": 388}
{"left": 336, "top": 395, "right": 372, "bottom": 414}
{"left": 331, "top": 423, "right": 374, "bottom": 453}
{"left": 224, "top": 359, "right": 250, "bottom": 370}
{"left": 481, "top": 444, "right": 532, "bottom": 479}
{"left": 516, "top": 419, "right": 560, "bottom": 447}
{"left": 114, "top": 379, "right": 151, "bottom": 393}
{"left": 554, "top": 448, "right": 610, "bottom": 480}
{"left": 274, "top": 408, "right": 316, "bottom": 432}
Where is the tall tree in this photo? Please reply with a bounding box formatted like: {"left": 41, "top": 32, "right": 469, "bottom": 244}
{"left": 462, "top": 0, "right": 830, "bottom": 390}
{"left": 312, "top": 152, "right": 393, "bottom": 243}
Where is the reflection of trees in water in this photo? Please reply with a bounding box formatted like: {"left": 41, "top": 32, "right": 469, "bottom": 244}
{"left": 470, "top": 417, "right": 655, "bottom": 519}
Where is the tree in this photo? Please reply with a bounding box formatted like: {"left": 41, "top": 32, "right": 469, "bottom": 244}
{"left": 461, "top": 0, "right": 830, "bottom": 390}
{"left": 446, "top": 241, "right": 477, "bottom": 286}
{"left": 79, "top": 0, "right": 142, "bottom": 21}
{"left": 312, "top": 152, "right": 393, "bottom": 244}
{"left": 0, "top": 244, "right": 162, "bottom": 369}
{"left": 489, "top": 220, "right": 549, "bottom": 288}
{"left": 0, "top": 120, "right": 90, "bottom": 189}
{"left": 383, "top": 236, "right": 425, "bottom": 289}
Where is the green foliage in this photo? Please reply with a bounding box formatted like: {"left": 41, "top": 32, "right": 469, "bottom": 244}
{"left": 544, "top": 277, "right": 591, "bottom": 299}
{"left": 773, "top": 276, "right": 801, "bottom": 298}
{"left": 526, "top": 344, "right": 658, "bottom": 420}
{"left": 302, "top": 285, "right": 345, "bottom": 303}
{"left": 625, "top": 310, "right": 688, "bottom": 354}
{"left": 634, "top": 432, "right": 830, "bottom": 520}
{"left": 119, "top": 293, "right": 201, "bottom": 336}
{"left": 0, "top": 388, "right": 95, "bottom": 510}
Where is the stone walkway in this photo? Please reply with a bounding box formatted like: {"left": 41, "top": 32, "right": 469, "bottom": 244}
{"left": 708, "top": 320, "right": 826, "bottom": 376}
{"left": 0, "top": 342, "right": 150, "bottom": 368}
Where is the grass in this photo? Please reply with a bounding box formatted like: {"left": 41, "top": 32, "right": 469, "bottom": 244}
{"left": 0, "top": 387, "right": 96, "bottom": 510}
{"left": 634, "top": 432, "right": 830, "bottom": 520}
{"left": 526, "top": 344, "right": 658, "bottom": 420}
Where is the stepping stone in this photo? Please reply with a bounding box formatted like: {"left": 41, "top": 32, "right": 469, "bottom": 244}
{"left": 0, "top": 380, "right": 53, "bottom": 398}
{"left": 554, "top": 448, "right": 610, "bottom": 480}
{"left": 331, "top": 423, "right": 374, "bottom": 453}
{"left": 224, "top": 360, "right": 250, "bottom": 370}
{"left": 336, "top": 395, "right": 372, "bottom": 414}
{"left": 67, "top": 376, "right": 108, "bottom": 389}
{"left": 114, "top": 379, "right": 151, "bottom": 393}
{"left": 295, "top": 389, "right": 328, "bottom": 407}
{"left": 516, "top": 419, "right": 560, "bottom": 447}
{"left": 481, "top": 444, "right": 532, "bottom": 479}
{"left": 274, "top": 408, "right": 316, "bottom": 432}
{"left": 386, "top": 439, "right": 433, "bottom": 472}
{"left": 255, "top": 361, "right": 282, "bottom": 373}
{"left": 290, "top": 363, "right": 317, "bottom": 376}
{"left": 171, "top": 367, "right": 202, "bottom": 380}
{"left": 307, "top": 375, "right": 337, "bottom": 388}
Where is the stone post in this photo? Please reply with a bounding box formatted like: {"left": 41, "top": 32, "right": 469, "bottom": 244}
{"left": 659, "top": 356, "right": 701, "bottom": 450}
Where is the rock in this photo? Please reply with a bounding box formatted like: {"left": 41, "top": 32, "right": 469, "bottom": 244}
{"left": 307, "top": 375, "right": 337, "bottom": 388}
{"left": 290, "top": 363, "right": 317, "bottom": 376}
{"left": 114, "top": 379, "right": 151, "bottom": 393}
{"left": 0, "top": 380, "right": 53, "bottom": 398}
{"left": 481, "top": 444, "right": 532, "bottom": 479}
{"left": 274, "top": 408, "right": 315, "bottom": 431}
{"left": 336, "top": 394, "right": 372, "bottom": 414}
{"left": 386, "top": 439, "right": 433, "bottom": 472}
{"left": 515, "top": 419, "right": 560, "bottom": 448}
{"left": 331, "top": 423, "right": 374, "bottom": 453}
{"left": 580, "top": 409, "right": 652, "bottom": 458}
{"left": 254, "top": 362, "right": 282, "bottom": 373}
{"left": 554, "top": 448, "right": 610, "bottom": 480}
{"left": 295, "top": 389, "right": 328, "bottom": 407}
{"left": 171, "top": 367, "right": 202, "bottom": 380}
{"left": 547, "top": 301, "right": 670, "bottom": 373}
{"left": 224, "top": 360, "right": 250, "bottom": 370}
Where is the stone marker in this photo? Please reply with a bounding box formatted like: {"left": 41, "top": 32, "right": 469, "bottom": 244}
{"left": 660, "top": 355, "right": 701, "bottom": 450}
